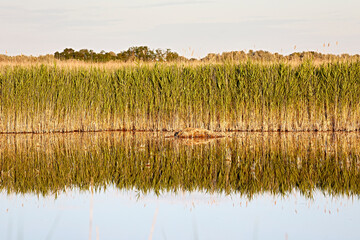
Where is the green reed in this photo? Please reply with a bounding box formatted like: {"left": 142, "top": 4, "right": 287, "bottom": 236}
{"left": 0, "top": 133, "right": 359, "bottom": 197}
{"left": 1, "top": 61, "right": 360, "bottom": 133}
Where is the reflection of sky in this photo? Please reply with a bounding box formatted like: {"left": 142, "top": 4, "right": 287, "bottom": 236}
{"left": 1, "top": 187, "right": 359, "bottom": 240}
{"left": 0, "top": 0, "right": 359, "bottom": 57}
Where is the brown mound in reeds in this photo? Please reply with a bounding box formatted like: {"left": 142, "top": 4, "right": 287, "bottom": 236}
{"left": 174, "top": 127, "right": 225, "bottom": 138}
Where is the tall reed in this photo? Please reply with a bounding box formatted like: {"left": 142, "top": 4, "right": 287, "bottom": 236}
{"left": 1, "top": 61, "right": 360, "bottom": 132}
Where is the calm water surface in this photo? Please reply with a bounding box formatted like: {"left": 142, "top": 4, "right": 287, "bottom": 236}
{"left": 0, "top": 132, "right": 359, "bottom": 239}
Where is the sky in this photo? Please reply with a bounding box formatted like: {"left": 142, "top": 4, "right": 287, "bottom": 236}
{"left": 1, "top": 0, "right": 359, "bottom": 58}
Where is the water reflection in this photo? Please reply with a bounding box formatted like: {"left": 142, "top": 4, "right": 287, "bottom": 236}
{"left": 0, "top": 132, "right": 359, "bottom": 197}
{"left": 1, "top": 187, "right": 359, "bottom": 240}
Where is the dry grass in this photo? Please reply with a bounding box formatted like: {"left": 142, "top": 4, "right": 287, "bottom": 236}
{"left": 174, "top": 127, "right": 225, "bottom": 138}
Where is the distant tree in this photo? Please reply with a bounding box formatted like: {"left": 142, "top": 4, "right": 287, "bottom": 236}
{"left": 155, "top": 49, "right": 165, "bottom": 61}
{"left": 61, "top": 48, "right": 75, "bottom": 60}
{"left": 165, "top": 49, "right": 180, "bottom": 61}
{"left": 54, "top": 51, "right": 60, "bottom": 60}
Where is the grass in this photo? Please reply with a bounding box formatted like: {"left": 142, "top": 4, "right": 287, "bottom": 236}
{"left": 0, "top": 132, "right": 359, "bottom": 198}
{"left": 1, "top": 60, "right": 360, "bottom": 133}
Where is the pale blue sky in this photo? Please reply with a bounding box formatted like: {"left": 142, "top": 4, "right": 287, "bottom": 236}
{"left": 1, "top": 0, "right": 359, "bottom": 58}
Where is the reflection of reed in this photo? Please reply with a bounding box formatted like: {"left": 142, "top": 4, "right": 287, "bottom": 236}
{"left": 0, "top": 132, "right": 359, "bottom": 198}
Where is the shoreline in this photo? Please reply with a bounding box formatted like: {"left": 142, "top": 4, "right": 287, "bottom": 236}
{"left": 1, "top": 128, "right": 359, "bottom": 135}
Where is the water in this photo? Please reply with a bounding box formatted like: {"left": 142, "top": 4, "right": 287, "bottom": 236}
{"left": 0, "top": 132, "right": 359, "bottom": 239}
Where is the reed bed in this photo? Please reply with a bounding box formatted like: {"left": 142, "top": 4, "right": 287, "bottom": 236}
{"left": 0, "top": 132, "right": 359, "bottom": 197}
{"left": 1, "top": 61, "right": 360, "bottom": 133}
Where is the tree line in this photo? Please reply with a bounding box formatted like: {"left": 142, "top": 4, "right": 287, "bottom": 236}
{"left": 54, "top": 46, "right": 185, "bottom": 62}
{"left": 1, "top": 46, "right": 359, "bottom": 63}
{"left": 201, "top": 50, "right": 360, "bottom": 62}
